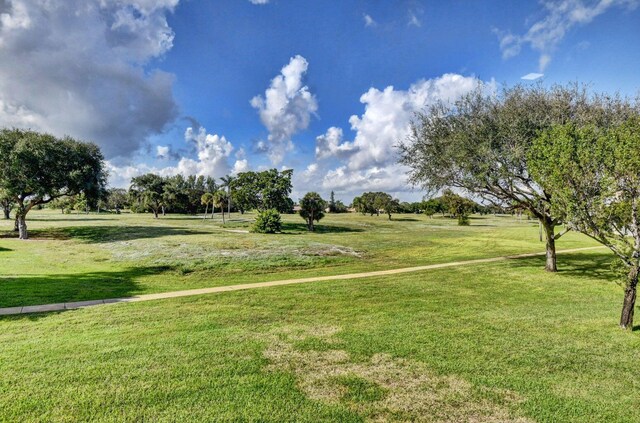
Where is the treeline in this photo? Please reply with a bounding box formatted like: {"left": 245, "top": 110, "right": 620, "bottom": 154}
{"left": 91, "top": 169, "right": 295, "bottom": 218}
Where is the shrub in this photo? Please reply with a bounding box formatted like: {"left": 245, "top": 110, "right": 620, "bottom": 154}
{"left": 252, "top": 209, "right": 282, "bottom": 233}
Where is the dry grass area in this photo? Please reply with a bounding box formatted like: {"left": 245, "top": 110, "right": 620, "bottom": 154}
{"left": 263, "top": 325, "right": 531, "bottom": 423}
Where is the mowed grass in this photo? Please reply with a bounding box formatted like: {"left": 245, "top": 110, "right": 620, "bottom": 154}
{"left": 0, "top": 210, "right": 597, "bottom": 307}
{"left": 1, "top": 249, "right": 638, "bottom": 422}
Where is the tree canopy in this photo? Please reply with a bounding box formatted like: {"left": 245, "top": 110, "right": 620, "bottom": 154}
{"left": 299, "top": 192, "right": 326, "bottom": 231}
{"left": 0, "top": 128, "right": 106, "bottom": 239}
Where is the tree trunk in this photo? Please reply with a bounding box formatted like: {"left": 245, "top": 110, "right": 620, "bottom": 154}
{"left": 222, "top": 209, "right": 225, "bottom": 224}
{"left": 204, "top": 204, "right": 208, "bottom": 220}
{"left": 17, "top": 213, "right": 28, "bottom": 240}
{"left": 3, "top": 206, "right": 9, "bottom": 220}
{"left": 162, "top": 205, "right": 165, "bottom": 216}
{"left": 153, "top": 209, "right": 158, "bottom": 219}
{"left": 14, "top": 216, "right": 19, "bottom": 232}
{"left": 542, "top": 219, "right": 557, "bottom": 272}
{"left": 620, "top": 266, "right": 639, "bottom": 329}
{"left": 212, "top": 205, "right": 215, "bottom": 220}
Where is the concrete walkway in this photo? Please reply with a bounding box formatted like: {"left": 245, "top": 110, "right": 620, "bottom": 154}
{"left": 0, "top": 246, "right": 605, "bottom": 316}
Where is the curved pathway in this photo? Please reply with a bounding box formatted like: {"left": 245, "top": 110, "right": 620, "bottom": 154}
{"left": 0, "top": 246, "right": 605, "bottom": 316}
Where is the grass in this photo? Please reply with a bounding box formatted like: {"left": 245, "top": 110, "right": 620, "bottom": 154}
{"left": 1, "top": 249, "right": 638, "bottom": 421}
{"left": 0, "top": 210, "right": 597, "bottom": 307}
{"left": 2, "top": 210, "right": 636, "bottom": 422}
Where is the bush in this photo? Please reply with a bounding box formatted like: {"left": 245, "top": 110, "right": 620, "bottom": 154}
{"left": 457, "top": 214, "right": 470, "bottom": 226}
{"left": 251, "top": 209, "right": 282, "bottom": 233}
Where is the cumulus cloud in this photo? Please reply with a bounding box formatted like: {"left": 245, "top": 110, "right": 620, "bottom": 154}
{"left": 250, "top": 55, "right": 318, "bottom": 165}
{"left": 308, "top": 74, "right": 488, "bottom": 195}
{"left": 107, "top": 125, "right": 248, "bottom": 187}
{"left": 156, "top": 145, "right": 170, "bottom": 159}
{"left": 0, "top": 0, "right": 179, "bottom": 158}
{"left": 494, "top": 0, "right": 638, "bottom": 71}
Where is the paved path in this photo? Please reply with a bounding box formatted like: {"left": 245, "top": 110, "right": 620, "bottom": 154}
{"left": 0, "top": 246, "right": 605, "bottom": 316}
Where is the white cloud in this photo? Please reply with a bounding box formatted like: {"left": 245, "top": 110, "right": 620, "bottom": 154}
{"left": 363, "top": 13, "right": 376, "bottom": 27}
{"left": 249, "top": 0, "right": 269, "bottom": 4}
{"left": 495, "top": 0, "right": 638, "bottom": 71}
{"left": 309, "top": 74, "right": 489, "bottom": 195}
{"left": 156, "top": 145, "right": 170, "bottom": 159}
{"left": 107, "top": 125, "right": 248, "bottom": 187}
{"left": 0, "top": 0, "right": 179, "bottom": 158}
{"left": 521, "top": 72, "right": 544, "bottom": 80}
{"left": 250, "top": 55, "right": 318, "bottom": 165}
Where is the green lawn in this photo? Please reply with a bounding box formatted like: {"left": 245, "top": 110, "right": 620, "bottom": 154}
{"left": 0, "top": 210, "right": 596, "bottom": 307}
{"left": 2, "top": 211, "right": 636, "bottom": 422}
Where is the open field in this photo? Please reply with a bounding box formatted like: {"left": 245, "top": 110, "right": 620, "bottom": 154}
{"left": 3, "top": 211, "right": 638, "bottom": 422}
{"left": 0, "top": 210, "right": 597, "bottom": 308}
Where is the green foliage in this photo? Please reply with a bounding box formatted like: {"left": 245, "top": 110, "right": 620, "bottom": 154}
{"left": 299, "top": 192, "right": 326, "bottom": 231}
{"left": 231, "top": 169, "right": 293, "bottom": 213}
{"left": 441, "top": 189, "right": 475, "bottom": 225}
{"left": 352, "top": 192, "right": 399, "bottom": 219}
{"left": 130, "top": 173, "right": 166, "bottom": 217}
{"left": 251, "top": 208, "right": 282, "bottom": 233}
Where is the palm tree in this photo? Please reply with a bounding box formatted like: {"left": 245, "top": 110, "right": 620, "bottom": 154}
{"left": 220, "top": 175, "right": 235, "bottom": 220}
{"left": 213, "top": 190, "right": 228, "bottom": 224}
{"left": 201, "top": 193, "right": 214, "bottom": 220}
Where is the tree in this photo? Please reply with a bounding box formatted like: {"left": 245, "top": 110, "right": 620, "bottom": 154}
{"left": 213, "top": 190, "right": 228, "bottom": 224}
{"left": 328, "top": 191, "right": 337, "bottom": 212}
{"left": 220, "top": 175, "right": 235, "bottom": 218}
{"left": 529, "top": 117, "right": 640, "bottom": 329}
{"left": 0, "top": 190, "right": 13, "bottom": 220}
{"left": 299, "top": 192, "right": 326, "bottom": 231}
{"left": 0, "top": 129, "right": 106, "bottom": 239}
{"left": 105, "top": 188, "right": 129, "bottom": 214}
{"left": 399, "top": 84, "right": 623, "bottom": 272}
{"left": 422, "top": 198, "right": 442, "bottom": 218}
{"left": 130, "top": 174, "right": 166, "bottom": 218}
{"left": 201, "top": 192, "right": 214, "bottom": 220}
{"left": 440, "top": 189, "right": 474, "bottom": 225}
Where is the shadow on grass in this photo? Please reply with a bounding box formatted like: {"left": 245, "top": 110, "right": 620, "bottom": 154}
{"left": 1, "top": 225, "right": 211, "bottom": 243}
{"left": 281, "top": 222, "right": 364, "bottom": 234}
{"left": 509, "top": 251, "right": 618, "bottom": 282}
{"left": 0, "top": 246, "right": 11, "bottom": 252}
{"left": 29, "top": 216, "right": 112, "bottom": 222}
{"left": 0, "top": 265, "right": 174, "bottom": 311}
{"left": 391, "top": 217, "right": 420, "bottom": 222}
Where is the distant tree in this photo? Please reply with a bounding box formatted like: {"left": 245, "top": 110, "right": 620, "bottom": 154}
{"left": 299, "top": 192, "right": 326, "bottom": 231}
{"left": 201, "top": 192, "right": 214, "bottom": 219}
{"left": 130, "top": 174, "right": 166, "bottom": 218}
{"left": 530, "top": 118, "right": 640, "bottom": 329}
{"left": 328, "top": 191, "right": 337, "bottom": 212}
{"left": 440, "top": 189, "right": 475, "bottom": 226}
{"left": 73, "top": 194, "right": 88, "bottom": 215}
{"left": 333, "top": 200, "right": 348, "bottom": 213}
{"left": 0, "top": 190, "right": 13, "bottom": 220}
{"left": 399, "top": 84, "right": 628, "bottom": 271}
{"left": 0, "top": 129, "right": 106, "bottom": 239}
{"left": 220, "top": 175, "right": 235, "bottom": 217}
{"left": 104, "top": 188, "right": 129, "bottom": 214}
{"left": 422, "top": 198, "right": 442, "bottom": 218}
{"left": 213, "top": 190, "right": 229, "bottom": 224}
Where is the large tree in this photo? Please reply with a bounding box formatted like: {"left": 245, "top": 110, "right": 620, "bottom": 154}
{"left": 231, "top": 169, "right": 293, "bottom": 213}
{"left": 299, "top": 192, "right": 326, "bottom": 231}
{"left": 400, "top": 84, "right": 623, "bottom": 272}
{"left": 530, "top": 117, "right": 640, "bottom": 329}
{"left": 0, "top": 129, "right": 106, "bottom": 239}
{"left": 129, "top": 174, "right": 166, "bottom": 218}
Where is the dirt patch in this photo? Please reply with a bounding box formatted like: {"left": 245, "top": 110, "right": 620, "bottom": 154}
{"left": 263, "top": 326, "right": 531, "bottom": 423}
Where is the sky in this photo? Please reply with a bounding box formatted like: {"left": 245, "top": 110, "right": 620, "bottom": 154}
{"left": 1, "top": 0, "right": 639, "bottom": 202}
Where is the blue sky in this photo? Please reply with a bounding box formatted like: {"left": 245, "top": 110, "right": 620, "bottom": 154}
{"left": 1, "top": 0, "right": 639, "bottom": 201}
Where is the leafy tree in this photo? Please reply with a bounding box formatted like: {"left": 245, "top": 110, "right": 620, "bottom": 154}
{"left": 0, "top": 129, "right": 106, "bottom": 239}
{"left": 213, "top": 190, "right": 229, "bottom": 224}
{"left": 328, "top": 191, "right": 337, "bottom": 212}
{"left": 529, "top": 118, "right": 640, "bottom": 329}
{"left": 252, "top": 209, "right": 282, "bottom": 234}
{"left": 104, "top": 188, "right": 129, "bottom": 214}
{"left": 399, "top": 84, "right": 625, "bottom": 271}
{"left": 299, "top": 192, "right": 326, "bottom": 231}
{"left": 130, "top": 174, "right": 166, "bottom": 218}
{"left": 441, "top": 189, "right": 474, "bottom": 225}
{"left": 353, "top": 192, "right": 398, "bottom": 218}
{"left": 422, "top": 198, "right": 442, "bottom": 218}
{"left": 0, "top": 190, "right": 13, "bottom": 220}
{"left": 220, "top": 175, "right": 235, "bottom": 217}
{"left": 201, "top": 192, "right": 214, "bottom": 219}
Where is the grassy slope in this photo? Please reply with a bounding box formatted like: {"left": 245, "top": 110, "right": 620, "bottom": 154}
{"left": 1, "top": 250, "right": 638, "bottom": 422}
{"left": 0, "top": 211, "right": 597, "bottom": 307}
